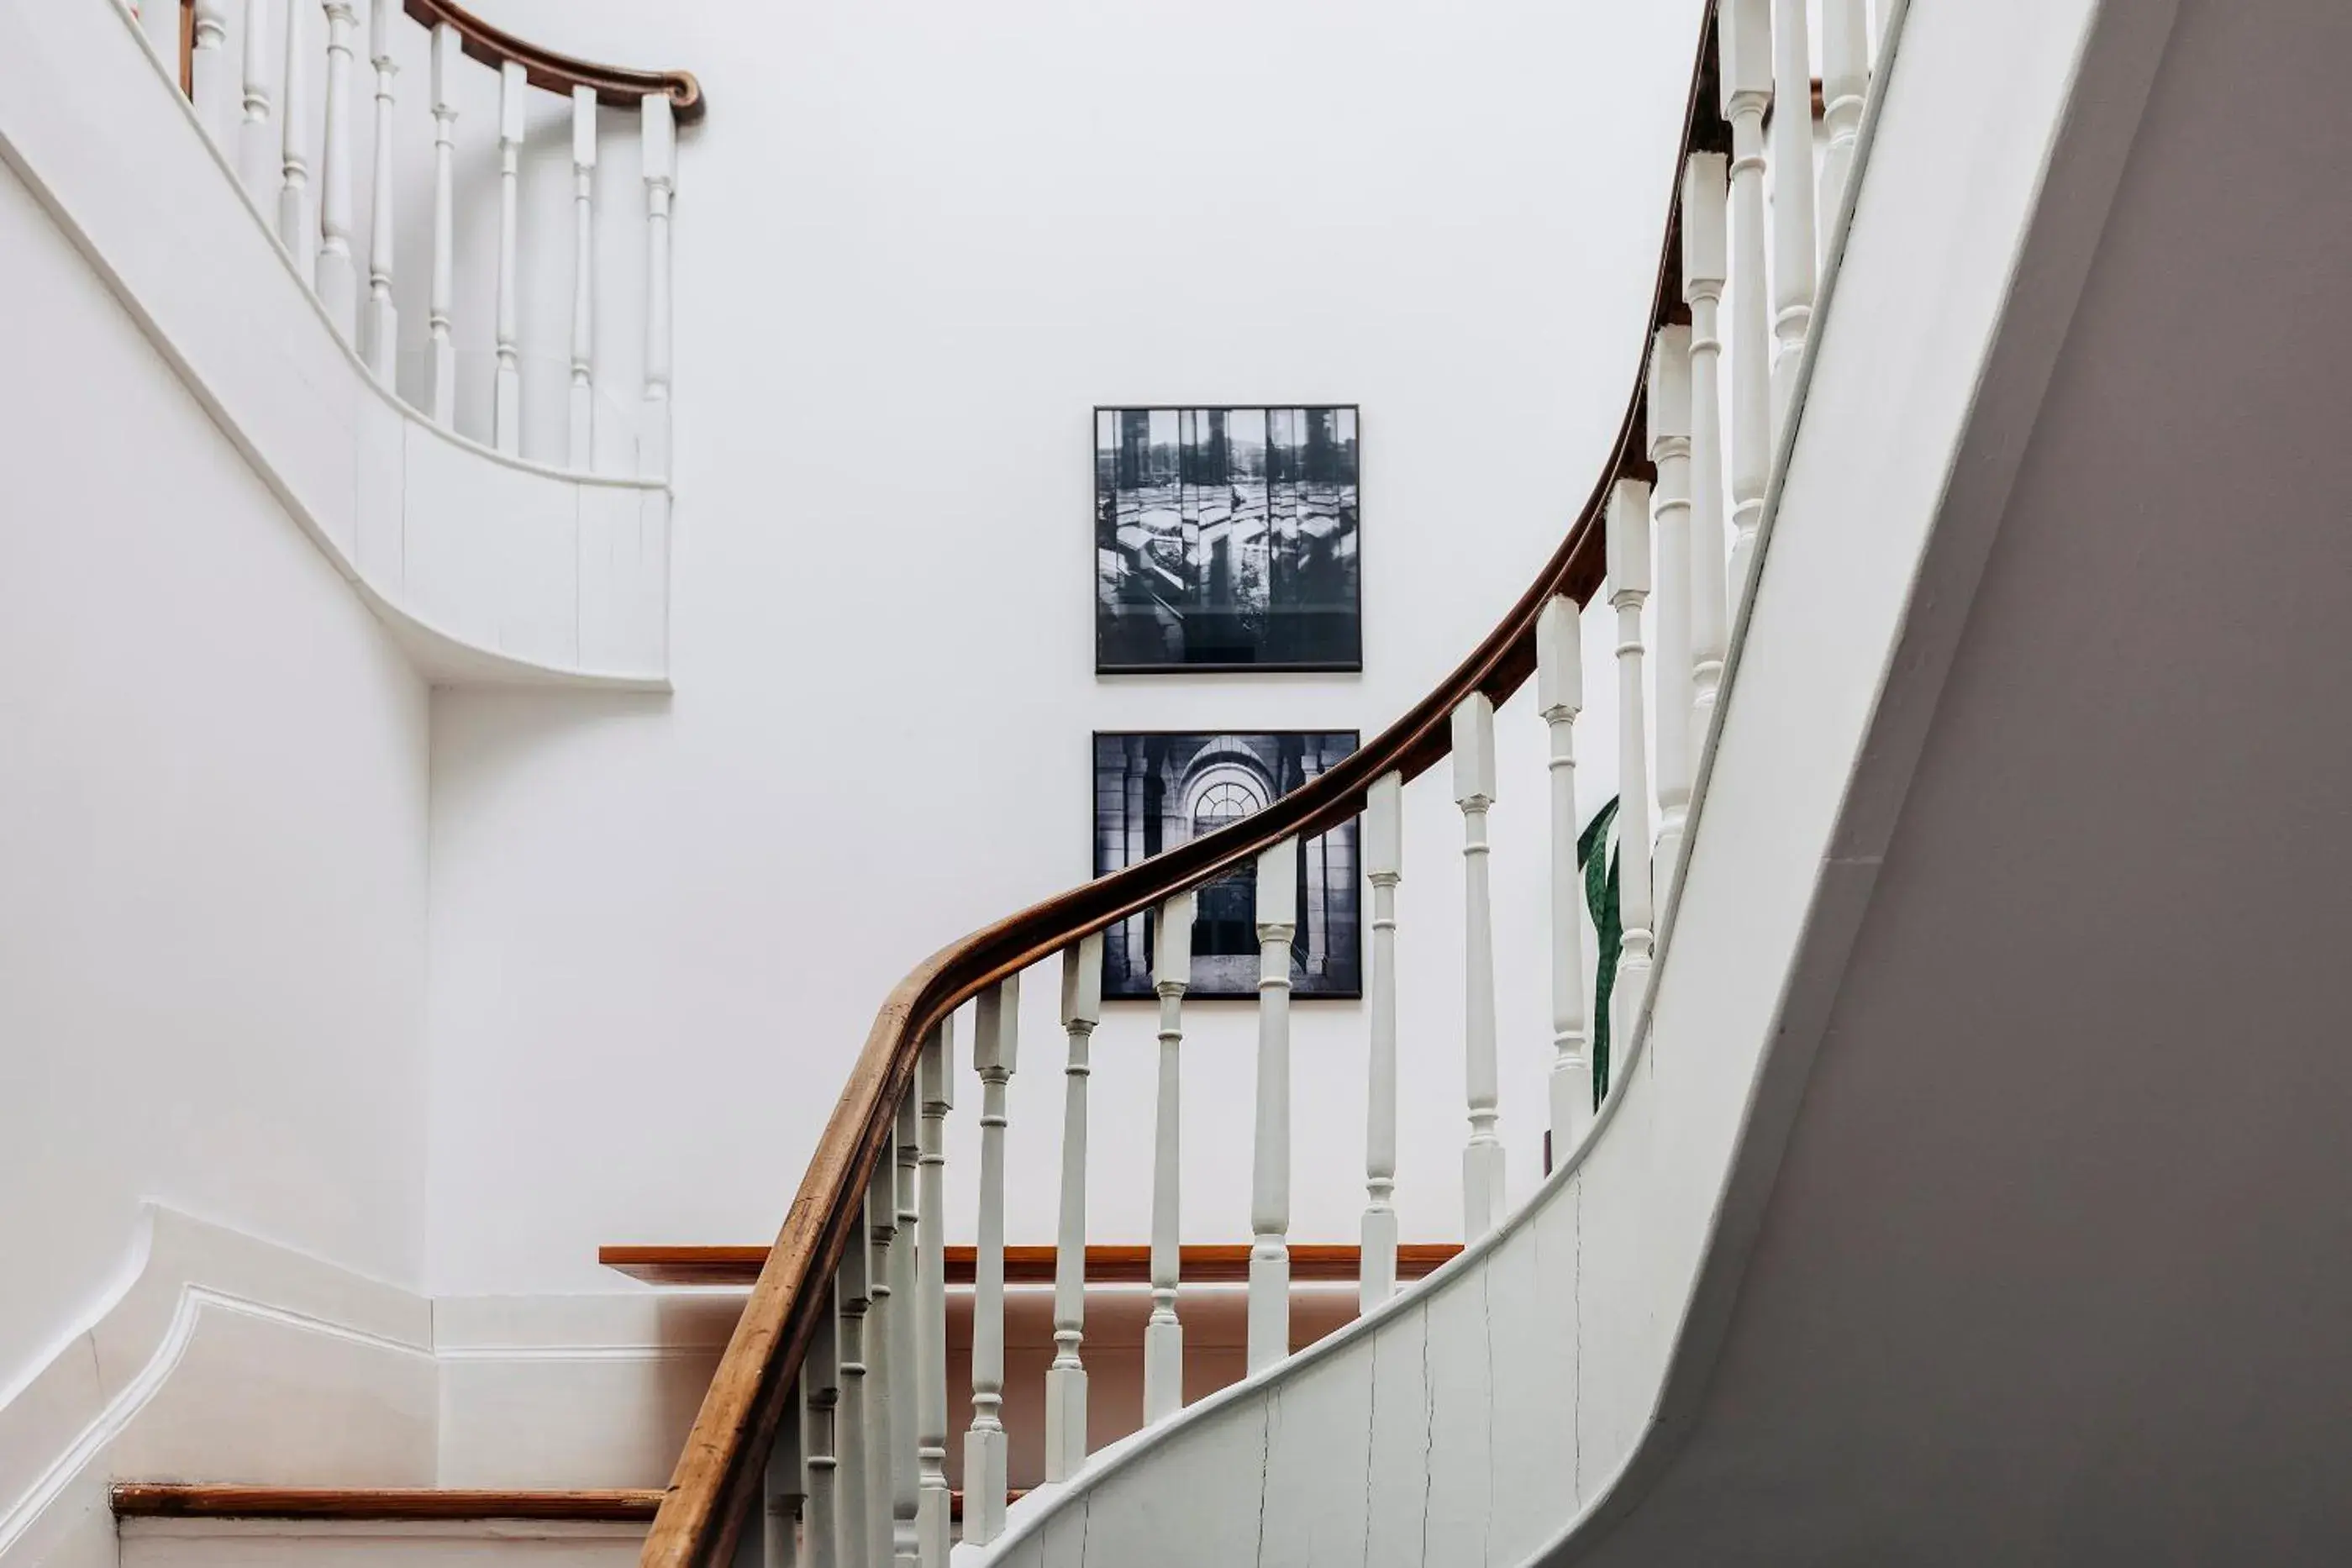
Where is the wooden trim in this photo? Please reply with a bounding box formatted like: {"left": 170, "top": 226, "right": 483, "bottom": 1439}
{"left": 112, "top": 1486, "right": 663, "bottom": 1523}
{"left": 399, "top": 1, "right": 703, "bottom": 122}
{"left": 600, "top": 1242, "right": 1462, "bottom": 1288}
{"left": 640, "top": 11, "right": 1724, "bottom": 1568}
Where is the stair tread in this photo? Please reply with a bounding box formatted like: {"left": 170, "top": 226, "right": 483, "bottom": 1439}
{"left": 110, "top": 1486, "right": 664, "bottom": 1523}
{"left": 600, "top": 1241, "right": 1461, "bottom": 1286}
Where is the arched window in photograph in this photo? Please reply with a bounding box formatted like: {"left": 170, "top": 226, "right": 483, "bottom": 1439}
{"left": 1191, "top": 780, "right": 1262, "bottom": 959}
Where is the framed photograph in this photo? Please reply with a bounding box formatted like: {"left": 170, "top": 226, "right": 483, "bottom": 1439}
{"left": 1093, "top": 730, "right": 1362, "bottom": 1000}
{"left": 1095, "top": 406, "right": 1362, "bottom": 672}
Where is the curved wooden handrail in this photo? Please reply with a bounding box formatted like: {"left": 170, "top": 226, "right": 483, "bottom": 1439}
{"left": 403, "top": 0, "right": 703, "bottom": 122}
{"left": 642, "top": 12, "right": 1727, "bottom": 1568}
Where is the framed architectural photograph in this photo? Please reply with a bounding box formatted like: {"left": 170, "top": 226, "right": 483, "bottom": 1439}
{"left": 1095, "top": 406, "right": 1362, "bottom": 672}
{"left": 1093, "top": 730, "right": 1361, "bottom": 1000}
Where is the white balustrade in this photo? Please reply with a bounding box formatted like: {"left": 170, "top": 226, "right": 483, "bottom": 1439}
{"left": 236, "top": 0, "right": 274, "bottom": 198}
{"left": 569, "top": 87, "right": 599, "bottom": 467}
{"left": 641, "top": 94, "right": 676, "bottom": 479}
{"left": 1607, "top": 481, "right": 1657, "bottom": 1072}
{"left": 1248, "top": 840, "right": 1297, "bottom": 1374}
{"left": 804, "top": 1287, "right": 841, "bottom": 1568}
{"left": 315, "top": 0, "right": 358, "bottom": 337}
{"left": 1453, "top": 693, "right": 1504, "bottom": 1236}
{"left": 1536, "top": 597, "right": 1590, "bottom": 1149}
{"left": 888, "top": 1095, "right": 918, "bottom": 1568}
{"left": 363, "top": 0, "right": 397, "bottom": 377}
{"left": 963, "top": 978, "right": 1017, "bottom": 1546}
{"left": 1684, "top": 150, "right": 1732, "bottom": 727}
{"left": 1360, "top": 771, "right": 1402, "bottom": 1310}
{"left": 276, "top": 0, "right": 312, "bottom": 284}
{"left": 863, "top": 1149, "right": 897, "bottom": 1565}
{"left": 1144, "top": 892, "right": 1192, "bottom": 1423}
{"left": 426, "top": 24, "right": 458, "bottom": 424}
{"left": 913, "top": 1023, "right": 951, "bottom": 1568}
{"left": 190, "top": 1, "right": 235, "bottom": 150}
{"left": 1047, "top": 934, "right": 1101, "bottom": 1482}
{"left": 1768, "top": 0, "right": 1818, "bottom": 439}
{"left": 764, "top": 1379, "right": 805, "bottom": 1568}
{"left": 1820, "top": 0, "right": 1871, "bottom": 255}
{"left": 835, "top": 1195, "right": 873, "bottom": 1568}
{"left": 1650, "top": 324, "right": 1696, "bottom": 896}
{"left": 1721, "top": 0, "right": 1771, "bottom": 616}
{"left": 493, "top": 61, "right": 525, "bottom": 454}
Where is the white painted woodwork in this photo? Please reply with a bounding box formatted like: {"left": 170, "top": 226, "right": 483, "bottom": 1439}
{"left": 1820, "top": 0, "right": 1871, "bottom": 260}
{"left": 888, "top": 1093, "right": 919, "bottom": 1568}
{"left": 1047, "top": 934, "right": 1102, "bottom": 1482}
{"left": 1360, "top": 771, "right": 1402, "bottom": 1312}
{"left": 1721, "top": 0, "right": 1772, "bottom": 621}
{"left": 275, "top": 0, "right": 313, "bottom": 286}
{"left": 804, "top": 1292, "right": 841, "bottom": 1568}
{"left": 362, "top": 0, "right": 397, "bottom": 378}
{"left": 863, "top": 1160, "right": 895, "bottom": 1568}
{"left": 1607, "top": 480, "right": 1657, "bottom": 1077}
{"left": 764, "top": 1378, "right": 806, "bottom": 1568}
{"left": 427, "top": 24, "right": 458, "bottom": 425}
{"left": 1649, "top": 323, "right": 1697, "bottom": 898}
{"left": 314, "top": 0, "right": 359, "bottom": 337}
{"left": 493, "top": 61, "right": 526, "bottom": 455}
{"left": 639, "top": 93, "right": 676, "bottom": 479}
{"left": 1247, "top": 839, "right": 1298, "bottom": 1375}
{"left": 1535, "top": 596, "right": 1590, "bottom": 1150}
{"left": 834, "top": 1203, "right": 873, "bottom": 1568}
{"left": 913, "top": 1023, "right": 952, "bottom": 1568}
{"left": 569, "top": 87, "right": 599, "bottom": 469}
{"left": 963, "top": 976, "right": 1018, "bottom": 1546}
{"left": 235, "top": 0, "right": 275, "bottom": 198}
{"left": 1451, "top": 692, "right": 1504, "bottom": 1236}
{"left": 1684, "top": 150, "right": 1732, "bottom": 729}
{"left": 1144, "top": 892, "right": 1192, "bottom": 1424}
{"left": 190, "top": 0, "right": 235, "bottom": 153}
{"left": 1768, "top": 0, "right": 1818, "bottom": 434}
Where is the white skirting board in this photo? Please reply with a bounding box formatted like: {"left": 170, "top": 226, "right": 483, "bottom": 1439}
{"left": 120, "top": 1518, "right": 647, "bottom": 1568}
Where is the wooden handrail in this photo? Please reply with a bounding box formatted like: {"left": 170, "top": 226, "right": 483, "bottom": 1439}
{"left": 641, "top": 13, "right": 1726, "bottom": 1568}
{"left": 401, "top": 0, "right": 703, "bottom": 122}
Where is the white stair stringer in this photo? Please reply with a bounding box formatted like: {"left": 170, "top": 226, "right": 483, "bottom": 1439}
{"left": 122, "top": 1518, "right": 646, "bottom": 1568}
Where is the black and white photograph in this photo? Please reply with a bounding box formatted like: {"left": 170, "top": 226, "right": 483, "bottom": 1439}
{"left": 1095, "top": 406, "right": 1361, "bottom": 671}
{"left": 1093, "top": 730, "right": 1361, "bottom": 1000}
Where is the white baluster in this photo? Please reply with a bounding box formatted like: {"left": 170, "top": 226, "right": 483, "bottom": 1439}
{"left": 362, "top": 0, "right": 397, "bottom": 378}
{"left": 1607, "top": 481, "right": 1657, "bottom": 1076}
{"left": 1537, "top": 598, "right": 1591, "bottom": 1150}
{"left": 864, "top": 1147, "right": 897, "bottom": 1566}
{"left": 963, "top": 978, "right": 1017, "bottom": 1547}
{"left": 1684, "top": 151, "right": 1732, "bottom": 728}
{"left": 805, "top": 1286, "right": 841, "bottom": 1568}
{"left": 1046, "top": 934, "right": 1101, "bottom": 1482}
{"left": 639, "top": 93, "right": 676, "bottom": 479}
{"left": 1452, "top": 694, "right": 1504, "bottom": 1236}
{"left": 493, "top": 61, "right": 524, "bottom": 455}
{"left": 1820, "top": 0, "right": 1870, "bottom": 256}
{"left": 568, "top": 87, "right": 598, "bottom": 468}
{"left": 190, "top": 1, "right": 236, "bottom": 148}
{"left": 1360, "top": 771, "right": 1402, "bottom": 1311}
{"left": 1768, "top": 0, "right": 1818, "bottom": 434}
{"left": 235, "top": 0, "right": 274, "bottom": 197}
{"left": 835, "top": 1205, "right": 872, "bottom": 1568}
{"left": 1650, "top": 324, "right": 1696, "bottom": 897}
{"left": 913, "top": 1022, "right": 952, "bottom": 1568}
{"left": 765, "top": 1377, "right": 806, "bottom": 1568}
{"left": 1248, "top": 839, "right": 1297, "bottom": 1374}
{"left": 889, "top": 1093, "right": 919, "bottom": 1568}
{"left": 314, "top": 0, "right": 357, "bottom": 336}
{"left": 1721, "top": 0, "right": 1771, "bottom": 617}
{"left": 276, "top": 0, "right": 313, "bottom": 286}
{"left": 1144, "top": 892, "right": 1192, "bottom": 1423}
{"left": 426, "top": 24, "right": 458, "bottom": 424}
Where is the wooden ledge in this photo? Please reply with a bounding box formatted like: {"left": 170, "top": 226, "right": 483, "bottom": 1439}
{"left": 601, "top": 1242, "right": 1462, "bottom": 1288}
{"left": 110, "top": 1486, "right": 663, "bottom": 1523}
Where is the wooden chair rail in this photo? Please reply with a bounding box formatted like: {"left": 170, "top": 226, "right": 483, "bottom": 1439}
{"left": 401, "top": 0, "right": 703, "bottom": 121}
{"left": 641, "top": 13, "right": 1725, "bottom": 1568}
{"left": 112, "top": 1486, "right": 666, "bottom": 1523}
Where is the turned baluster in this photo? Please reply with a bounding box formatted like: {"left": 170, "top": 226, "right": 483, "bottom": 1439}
{"left": 835, "top": 1193, "right": 873, "bottom": 1568}
{"left": 864, "top": 1141, "right": 897, "bottom": 1565}
{"left": 493, "top": 61, "right": 525, "bottom": 455}
{"left": 568, "top": 87, "right": 598, "bottom": 467}
{"left": 1685, "top": 150, "right": 1732, "bottom": 728}
{"left": 1360, "top": 771, "right": 1402, "bottom": 1310}
{"left": 963, "top": 978, "right": 1017, "bottom": 1546}
{"left": 1248, "top": 839, "right": 1297, "bottom": 1374}
{"left": 1768, "top": 0, "right": 1818, "bottom": 439}
{"left": 1144, "top": 892, "right": 1192, "bottom": 1423}
{"left": 276, "top": 0, "right": 313, "bottom": 285}
{"left": 913, "top": 1023, "right": 952, "bottom": 1568}
{"left": 1537, "top": 598, "right": 1592, "bottom": 1144}
{"left": 640, "top": 94, "right": 676, "bottom": 479}
{"left": 765, "top": 1378, "right": 805, "bottom": 1568}
{"left": 804, "top": 1285, "right": 841, "bottom": 1568}
{"left": 1453, "top": 694, "right": 1504, "bottom": 1236}
{"left": 1650, "top": 324, "right": 1696, "bottom": 897}
{"left": 1720, "top": 0, "right": 1771, "bottom": 618}
{"left": 1047, "top": 934, "right": 1102, "bottom": 1482}
{"left": 362, "top": 0, "right": 397, "bottom": 378}
{"left": 189, "top": 1, "right": 236, "bottom": 150}
{"left": 888, "top": 1094, "right": 919, "bottom": 1568}
{"left": 426, "top": 24, "right": 458, "bottom": 424}
{"left": 315, "top": 0, "right": 358, "bottom": 336}
{"left": 1820, "top": 0, "right": 1870, "bottom": 256}
{"left": 234, "top": 0, "right": 274, "bottom": 197}
{"left": 1607, "top": 482, "right": 1657, "bottom": 1075}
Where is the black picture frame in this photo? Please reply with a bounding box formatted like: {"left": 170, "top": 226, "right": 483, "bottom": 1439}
{"left": 1094, "top": 406, "right": 1363, "bottom": 674}
{"left": 1092, "top": 729, "right": 1363, "bottom": 1001}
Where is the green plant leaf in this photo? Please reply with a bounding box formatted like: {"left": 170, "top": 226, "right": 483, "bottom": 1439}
{"left": 1577, "top": 797, "right": 1622, "bottom": 1108}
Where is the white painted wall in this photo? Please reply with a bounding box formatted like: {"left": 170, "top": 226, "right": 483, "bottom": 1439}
{"left": 0, "top": 158, "right": 431, "bottom": 1402}
{"left": 423, "top": 0, "right": 1702, "bottom": 1294}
